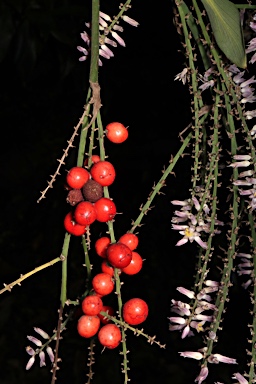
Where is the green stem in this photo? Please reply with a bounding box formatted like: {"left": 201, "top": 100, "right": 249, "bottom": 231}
{"left": 60, "top": 232, "right": 71, "bottom": 307}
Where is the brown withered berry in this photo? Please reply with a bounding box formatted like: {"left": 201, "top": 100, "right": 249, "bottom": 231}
{"left": 82, "top": 179, "right": 103, "bottom": 203}
{"left": 67, "top": 189, "right": 84, "bottom": 206}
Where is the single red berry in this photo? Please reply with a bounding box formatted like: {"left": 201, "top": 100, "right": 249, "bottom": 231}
{"left": 98, "top": 324, "right": 122, "bottom": 349}
{"left": 66, "top": 167, "right": 90, "bottom": 189}
{"left": 118, "top": 233, "right": 139, "bottom": 251}
{"left": 121, "top": 251, "right": 143, "bottom": 275}
{"left": 101, "top": 260, "right": 115, "bottom": 276}
{"left": 81, "top": 295, "right": 103, "bottom": 316}
{"left": 94, "top": 197, "right": 117, "bottom": 222}
{"left": 98, "top": 305, "right": 115, "bottom": 324}
{"left": 92, "top": 273, "right": 115, "bottom": 296}
{"left": 90, "top": 161, "right": 116, "bottom": 187}
{"left": 105, "top": 122, "right": 128, "bottom": 144}
{"left": 74, "top": 201, "right": 97, "bottom": 226}
{"left": 77, "top": 315, "right": 100, "bottom": 338}
{"left": 84, "top": 154, "right": 101, "bottom": 167}
{"left": 95, "top": 237, "right": 111, "bottom": 258}
{"left": 106, "top": 242, "right": 132, "bottom": 269}
{"left": 123, "top": 298, "right": 148, "bottom": 325}
{"left": 64, "top": 211, "right": 86, "bottom": 236}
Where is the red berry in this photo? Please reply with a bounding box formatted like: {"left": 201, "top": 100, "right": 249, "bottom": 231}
{"left": 98, "top": 324, "right": 122, "bottom": 349}
{"left": 106, "top": 242, "right": 132, "bottom": 269}
{"left": 121, "top": 251, "right": 143, "bottom": 275}
{"left": 66, "top": 167, "right": 90, "bottom": 189}
{"left": 90, "top": 161, "right": 116, "bottom": 187}
{"left": 77, "top": 315, "right": 100, "bottom": 338}
{"left": 64, "top": 212, "right": 86, "bottom": 236}
{"left": 105, "top": 122, "right": 128, "bottom": 144}
{"left": 81, "top": 295, "right": 103, "bottom": 316}
{"left": 95, "top": 237, "right": 111, "bottom": 258}
{"left": 98, "top": 305, "right": 115, "bottom": 324}
{"left": 123, "top": 298, "right": 148, "bottom": 325}
{"left": 101, "top": 260, "right": 115, "bottom": 276}
{"left": 92, "top": 273, "right": 115, "bottom": 296}
{"left": 118, "top": 233, "right": 139, "bottom": 251}
{"left": 74, "top": 201, "right": 97, "bottom": 226}
{"left": 94, "top": 197, "right": 116, "bottom": 222}
{"left": 84, "top": 155, "right": 101, "bottom": 167}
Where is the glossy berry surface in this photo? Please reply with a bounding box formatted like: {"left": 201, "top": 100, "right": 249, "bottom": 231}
{"left": 81, "top": 295, "right": 103, "bottom": 316}
{"left": 92, "top": 273, "right": 114, "bottom": 296}
{"left": 105, "top": 122, "right": 128, "bottom": 144}
{"left": 90, "top": 161, "right": 116, "bottom": 187}
{"left": 95, "top": 237, "right": 111, "bottom": 258}
{"left": 77, "top": 315, "right": 100, "bottom": 338}
{"left": 101, "top": 260, "right": 115, "bottom": 276}
{"left": 66, "top": 167, "right": 90, "bottom": 189}
{"left": 64, "top": 212, "right": 86, "bottom": 236}
{"left": 98, "top": 324, "right": 122, "bottom": 349}
{"left": 74, "top": 201, "right": 97, "bottom": 226}
{"left": 118, "top": 233, "right": 139, "bottom": 251}
{"left": 106, "top": 242, "right": 132, "bottom": 269}
{"left": 94, "top": 198, "right": 116, "bottom": 222}
{"left": 123, "top": 298, "right": 148, "bottom": 325}
{"left": 121, "top": 251, "right": 143, "bottom": 275}
{"left": 98, "top": 305, "right": 115, "bottom": 324}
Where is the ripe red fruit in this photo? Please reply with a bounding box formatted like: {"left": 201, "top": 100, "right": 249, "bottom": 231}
{"left": 118, "top": 233, "right": 139, "bottom": 251}
{"left": 92, "top": 273, "right": 115, "bottom": 296}
{"left": 98, "top": 305, "right": 115, "bottom": 324}
{"left": 105, "top": 122, "right": 128, "bottom": 144}
{"left": 77, "top": 315, "right": 100, "bottom": 338}
{"left": 81, "top": 295, "right": 103, "bottom": 316}
{"left": 66, "top": 167, "right": 90, "bottom": 189}
{"left": 74, "top": 201, "right": 97, "bottom": 226}
{"left": 98, "top": 324, "right": 122, "bottom": 349}
{"left": 64, "top": 212, "right": 86, "bottom": 236}
{"left": 95, "top": 237, "right": 111, "bottom": 258}
{"left": 106, "top": 242, "right": 132, "bottom": 269}
{"left": 123, "top": 298, "right": 148, "bottom": 325}
{"left": 101, "top": 260, "right": 115, "bottom": 276}
{"left": 84, "top": 155, "right": 101, "bottom": 167}
{"left": 94, "top": 198, "right": 116, "bottom": 222}
{"left": 121, "top": 251, "right": 143, "bottom": 275}
{"left": 90, "top": 161, "right": 116, "bottom": 187}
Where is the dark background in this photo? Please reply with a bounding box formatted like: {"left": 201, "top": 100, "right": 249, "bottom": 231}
{"left": 0, "top": 1, "right": 252, "bottom": 383}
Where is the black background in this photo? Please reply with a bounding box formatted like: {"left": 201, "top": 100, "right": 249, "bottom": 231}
{"left": 0, "top": 1, "right": 253, "bottom": 383}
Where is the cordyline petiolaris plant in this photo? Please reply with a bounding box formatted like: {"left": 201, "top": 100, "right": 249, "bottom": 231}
{"left": 1, "top": 0, "right": 256, "bottom": 383}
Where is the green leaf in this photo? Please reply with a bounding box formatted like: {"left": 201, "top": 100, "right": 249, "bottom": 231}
{"left": 201, "top": 0, "right": 246, "bottom": 68}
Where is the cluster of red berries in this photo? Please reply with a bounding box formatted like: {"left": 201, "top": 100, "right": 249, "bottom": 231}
{"left": 63, "top": 122, "right": 128, "bottom": 236}
{"left": 77, "top": 232, "right": 148, "bottom": 348}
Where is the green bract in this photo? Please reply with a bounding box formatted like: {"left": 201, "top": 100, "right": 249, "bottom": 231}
{"left": 201, "top": 0, "right": 246, "bottom": 68}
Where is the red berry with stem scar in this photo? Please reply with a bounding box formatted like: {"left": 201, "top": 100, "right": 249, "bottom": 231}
{"left": 105, "top": 122, "right": 128, "bottom": 144}
{"left": 123, "top": 298, "right": 148, "bottom": 325}
{"left": 106, "top": 242, "right": 132, "bottom": 269}
{"left": 90, "top": 161, "right": 116, "bottom": 187}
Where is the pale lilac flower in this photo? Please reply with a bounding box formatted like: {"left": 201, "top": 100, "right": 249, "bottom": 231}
{"left": 190, "top": 321, "right": 206, "bottom": 332}
{"left": 169, "top": 324, "right": 186, "bottom": 331}
{"left": 208, "top": 353, "right": 237, "bottom": 364}
{"left": 26, "top": 346, "right": 35, "bottom": 356}
{"left": 205, "top": 280, "right": 220, "bottom": 287}
{"left": 244, "top": 109, "right": 256, "bottom": 120}
{"left": 26, "top": 356, "right": 35, "bottom": 370}
{"left": 232, "top": 373, "right": 248, "bottom": 384}
{"left": 176, "top": 225, "right": 208, "bottom": 249}
{"left": 39, "top": 351, "right": 46, "bottom": 367}
{"left": 113, "top": 25, "right": 124, "bottom": 32}
{"left": 27, "top": 335, "right": 42, "bottom": 347}
{"left": 174, "top": 68, "right": 189, "bottom": 85}
{"left": 122, "top": 15, "right": 139, "bottom": 27}
{"left": 99, "top": 11, "right": 111, "bottom": 21}
{"left": 228, "top": 160, "right": 251, "bottom": 168}
{"left": 195, "top": 366, "right": 209, "bottom": 384}
{"left": 111, "top": 31, "right": 126, "bottom": 46}
{"left": 168, "top": 316, "right": 186, "bottom": 325}
{"left": 199, "top": 79, "right": 214, "bottom": 91}
{"left": 34, "top": 327, "right": 50, "bottom": 339}
{"left": 193, "top": 314, "right": 214, "bottom": 322}
{"left": 176, "top": 286, "right": 195, "bottom": 299}
{"left": 46, "top": 346, "right": 55, "bottom": 363}
{"left": 181, "top": 325, "right": 191, "bottom": 339}
{"left": 179, "top": 351, "right": 204, "bottom": 360}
